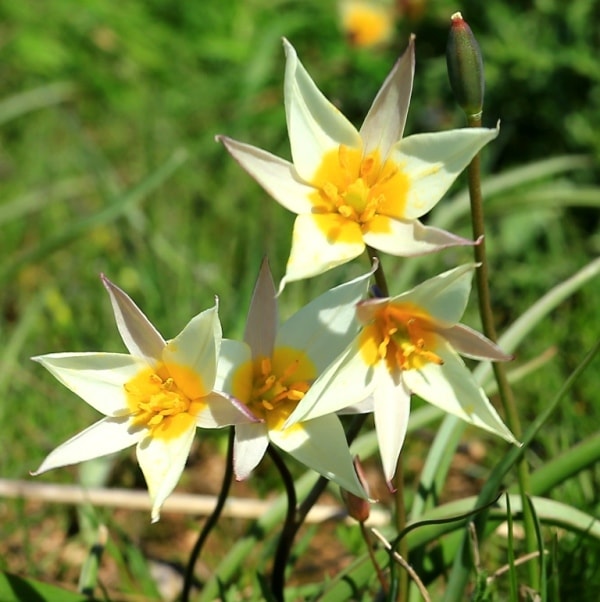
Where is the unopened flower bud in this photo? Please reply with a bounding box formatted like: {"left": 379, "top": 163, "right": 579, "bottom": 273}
{"left": 446, "top": 12, "right": 484, "bottom": 119}
{"left": 341, "top": 456, "right": 371, "bottom": 522}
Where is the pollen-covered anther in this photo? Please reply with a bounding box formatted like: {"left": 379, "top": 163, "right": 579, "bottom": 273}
{"left": 249, "top": 357, "right": 311, "bottom": 419}
{"left": 125, "top": 368, "right": 193, "bottom": 434}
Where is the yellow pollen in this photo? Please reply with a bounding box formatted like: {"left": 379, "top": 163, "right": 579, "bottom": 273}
{"left": 309, "top": 145, "right": 410, "bottom": 236}
{"left": 124, "top": 362, "right": 206, "bottom": 440}
{"left": 359, "top": 303, "right": 444, "bottom": 372}
{"left": 233, "top": 347, "right": 316, "bottom": 431}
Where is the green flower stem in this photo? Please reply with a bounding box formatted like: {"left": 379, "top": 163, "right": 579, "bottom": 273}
{"left": 269, "top": 413, "right": 370, "bottom": 599}
{"left": 181, "top": 427, "right": 235, "bottom": 602}
{"left": 366, "top": 246, "right": 408, "bottom": 602}
{"left": 466, "top": 114, "right": 537, "bottom": 588}
{"left": 360, "top": 522, "right": 389, "bottom": 595}
{"left": 268, "top": 445, "right": 298, "bottom": 602}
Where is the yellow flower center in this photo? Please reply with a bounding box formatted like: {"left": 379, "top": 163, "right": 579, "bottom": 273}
{"left": 233, "top": 347, "right": 316, "bottom": 431}
{"left": 124, "top": 362, "right": 206, "bottom": 440}
{"left": 310, "top": 145, "right": 409, "bottom": 235}
{"left": 341, "top": 1, "right": 394, "bottom": 48}
{"left": 359, "top": 303, "right": 444, "bottom": 372}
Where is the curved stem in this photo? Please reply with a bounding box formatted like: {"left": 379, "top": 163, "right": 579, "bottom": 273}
{"left": 268, "top": 445, "right": 297, "bottom": 602}
{"left": 466, "top": 114, "right": 536, "bottom": 587}
{"left": 269, "top": 413, "right": 370, "bottom": 600}
{"left": 181, "top": 427, "right": 235, "bottom": 602}
{"left": 360, "top": 522, "right": 389, "bottom": 595}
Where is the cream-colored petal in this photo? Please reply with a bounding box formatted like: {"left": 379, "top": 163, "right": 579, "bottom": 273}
{"left": 389, "top": 264, "right": 476, "bottom": 325}
{"left": 372, "top": 365, "right": 411, "bottom": 484}
{"left": 359, "top": 36, "right": 414, "bottom": 159}
{"left": 287, "top": 339, "right": 375, "bottom": 424}
{"left": 162, "top": 302, "right": 220, "bottom": 399}
{"left": 442, "top": 323, "right": 513, "bottom": 361}
{"left": 402, "top": 341, "right": 517, "bottom": 444}
{"left": 136, "top": 424, "right": 197, "bottom": 522}
{"left": 363, "top": 217, "right": 477, "bottom": 257}
{"left": 270, "top": 414, "right": 367, "bottom": 499}
{"left": 215, "top": 339, "right": 253, "bottom": 398}
{"left": 32, "top": 352, "right": 145, "bottom": 416}
{"left": 244, "top": 258, "right": 277, "bottom": 359}
{"left": 101, "top": 275, "right": 165, "bottom": 363}
{"left": 216, "top": 136, "right": 314, "bottom": 214}
{"left": 283, "top": 38, "right": 362, "bottom": 181}
{"left": 277, "top": 266, "right": 374, "bottom": 372}
{"left": 196, "top": 392, "right": 258, "bottom": 428}
{"left": 280, "top": 213, "right": 365, "bottom": 290}
{"left": 394, "top": 125, "right": 499, "bottom": 219}
{"left": 234, "top": 422, "right": 270, "bottom": 480}
{"left": 32, "top": 416, "right": 139, "bottom": 475}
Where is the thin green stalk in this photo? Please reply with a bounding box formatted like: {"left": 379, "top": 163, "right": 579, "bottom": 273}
{"left": 268, "top": 445, "right": 298, "bottom": 602}
{"left": 360, "top": 522, "right": 389, "bottom": 595}
{"left": 466, "top": 113, "right": 536, "bottom": 587}
{"left": 269, "top": 413, "right": 369, "bottom": 599}
{"left": 181, "top": 427, "right": 235, "bottom": 602}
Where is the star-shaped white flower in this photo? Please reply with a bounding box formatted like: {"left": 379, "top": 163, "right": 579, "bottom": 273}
{"left": 215, "top": 260, "right": 374, "bottom": 498}
{"left": 218, "top": 38, "right": 498, "bottom": 290}
{"left": 32, "top": 276, "right": 255, "bottom": 522}
{"left": 287, "top": 264, "right": 518, "bottom": 483}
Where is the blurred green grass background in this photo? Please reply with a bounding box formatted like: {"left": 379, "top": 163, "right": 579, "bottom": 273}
{"left": 1, "top": 0, "right": 599, "bottom": 596}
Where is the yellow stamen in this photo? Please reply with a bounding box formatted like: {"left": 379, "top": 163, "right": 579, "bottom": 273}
{"left": 309, "top": 145, "right": 410, "bottom": 238}
{"left": 359, "top": 302, "right": 443, "bottom": 372}
{"left": 124, "top": 362, "right": 206, "bottom": 440}
{"left": 232, "top": 347, "right": 316, "bottom": 432}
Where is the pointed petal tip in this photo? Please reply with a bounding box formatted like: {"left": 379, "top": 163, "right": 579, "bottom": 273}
{"left": 276, "top": 278, "right": 287, "bottom": 297}
{"left": 281, "top": 37, "right": 294, "bottom": 55}
{"left": 99, "top": 273, "right": 112, "bottom": 290}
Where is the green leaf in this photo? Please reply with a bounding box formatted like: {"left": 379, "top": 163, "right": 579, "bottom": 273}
{"left": 0, "top": 572, "right": 91, "bottom": 602}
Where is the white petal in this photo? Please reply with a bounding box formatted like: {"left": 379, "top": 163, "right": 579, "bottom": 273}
{"left": 215, "top": 339, "right": 252, "bottom": 394}
{"left": 233, "top": 422, "right": 270, "bottom": 480}
{"left": 403, "top": 341, "right": 517, "bottom": 443}
{"left": 216, "top": 136, "right": 315, "bottom": 214}
{"left": 196, "top": 392, "right": 258, "bottom": 428}
{"left": 278, "top": 265, "right": 374, "bottom": 371}
{"left": 389, "top": 264, "right": 476, "bottom": 325}
{"left": 363, "top": 218, "right": 477, "bottom": 257}
{"left": 280, "top": 213, "right": 365, "bottom": 291}
{"left": 283, "top": 38, "right": 362, "bottom": 181}
{"left": 443, "top": 323, "right": 513, "bottom": 361}
{"left": 136, "top": 425, "right": 197, "bottom": 522}
{"left": 359, "top": 36, "right": 414, "bottom": 159}
{"left": 339, "top": 396, "right": 374, "bottom": 415}
{"left": 270, "top": 414, "right": 367, "bottom": 499}
{"left": 32, "top": 416, "right": 139, "bottom": 474}
{"left": 372, "top": 366, "right": 411, "bottom": 483}
{"left": 32, "top": 352, "right": 145, "bottom": 416}
{"left": 244, "top": 258, "right": 277, "bottom": 359}
{"left": 395, "top": 125, "right": 499, "bottom": 219}
{"left": 287, "top": 340, "right": 375, "bottom": 424}
{"left": 162, "top": 302, "right": 220, "bottom": 397}
{"left": 101, "top": 275, "right": 165, "bottom": 363}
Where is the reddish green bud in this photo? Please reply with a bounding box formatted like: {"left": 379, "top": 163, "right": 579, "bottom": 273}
{"left": 446, "top": 12, "right": 484, "bottom": 118}
{"left": 341, "top": 456, "right": 371, "bottom": 523}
